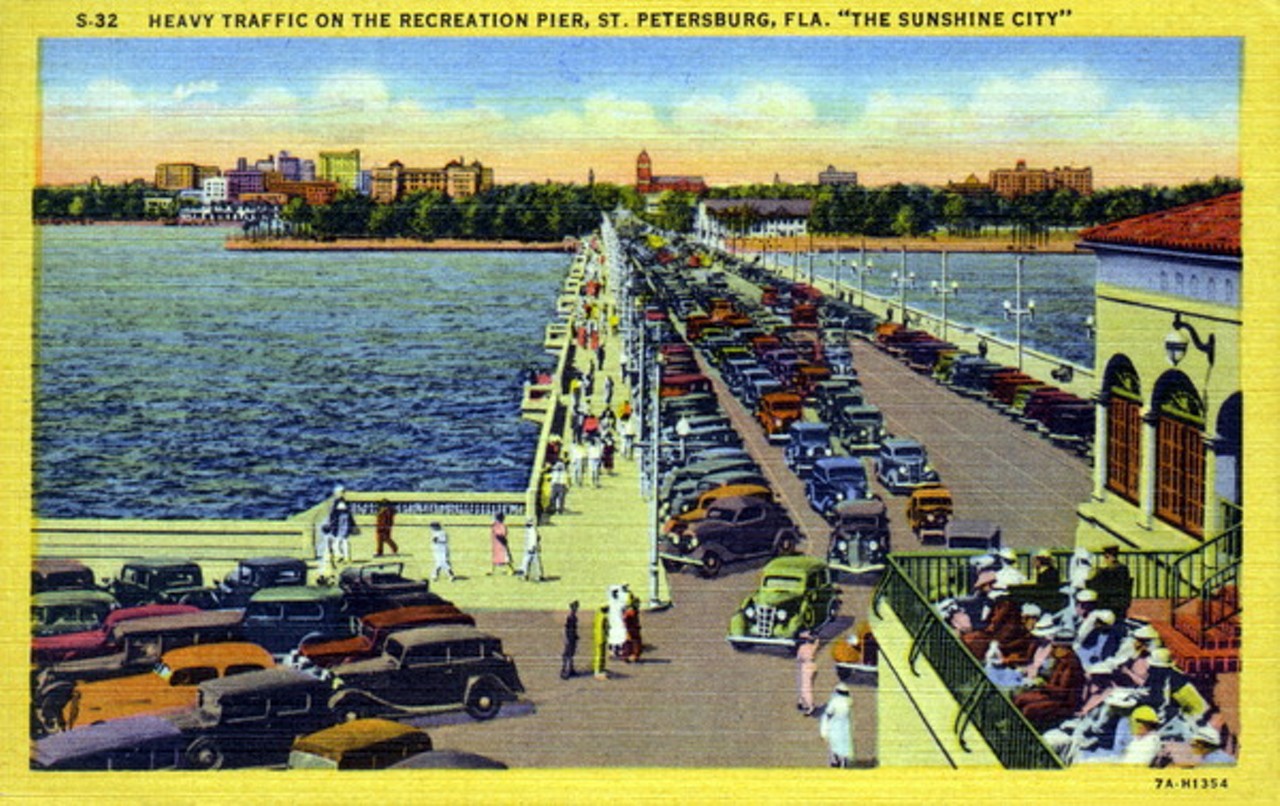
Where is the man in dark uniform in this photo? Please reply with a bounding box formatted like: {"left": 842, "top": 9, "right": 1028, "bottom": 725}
{"left": 561, "top": 600, "right": 580, "bottom": 679}
{"left": 1089, "top": 545, "right": 1133, "bottom": 619}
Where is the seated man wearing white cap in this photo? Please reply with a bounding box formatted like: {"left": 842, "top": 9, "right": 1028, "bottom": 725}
{"left": 1134, "top": 649, "right": 1212, "bottom": 739}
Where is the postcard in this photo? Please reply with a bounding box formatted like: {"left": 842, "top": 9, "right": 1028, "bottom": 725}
{"left": 4, "top": 0, "right": 1277, "bottom": 801}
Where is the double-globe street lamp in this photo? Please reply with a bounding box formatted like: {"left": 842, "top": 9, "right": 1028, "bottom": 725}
{"left": 1002, "top": 253, "right": 1037, "bottom": 370}
{"left": 890, "top": 248, "right": 917, "bottom": 326}
{"left": 931, "top": 251, "right": 961, "bottom": 342}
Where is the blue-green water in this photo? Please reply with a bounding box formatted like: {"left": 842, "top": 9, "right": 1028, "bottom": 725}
{"left": 35, "top": 227, "right": 565, "bottom": 520}
{"left": 810, "top": 250, "right": 1098, "bottom": 367}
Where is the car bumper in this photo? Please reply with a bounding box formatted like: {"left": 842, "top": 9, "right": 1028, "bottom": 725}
{"left": 828, "top": 560, "right": 885, "bottom": 576}
{"left": 725, "top": 635, "right": 799, "bottom": 648}
{"left": 658, "top": 551, "right": 704, "bottom": 568}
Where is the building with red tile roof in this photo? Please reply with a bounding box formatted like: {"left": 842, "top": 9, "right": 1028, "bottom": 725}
{"left": 1080, "top": 192, "right": 1241, "bottom": 257}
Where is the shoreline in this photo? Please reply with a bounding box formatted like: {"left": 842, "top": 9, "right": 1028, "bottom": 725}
{"left": 224, "top": 237, "right": 575, "bottom": 252}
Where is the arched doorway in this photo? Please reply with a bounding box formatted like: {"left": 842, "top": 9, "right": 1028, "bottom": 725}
{"left": 1215, "top": 393, "right": 1243, "bottom": 530}
{"left": 1104, "top": 355, "right": 1142, "bottom": 504}
{"left": 1153, "top": 371, "right": 1206, "bottom": 537}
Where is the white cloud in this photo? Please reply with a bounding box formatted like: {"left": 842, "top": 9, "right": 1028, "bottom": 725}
{"left": 172, "top": 80, "right": 218, "bottom": 102}
{"left": 521, "top": 93, "right": 663, "bottom": 140}
{"left": 314, "top": 72, "right": 391, "bottom": 109}
{"left": 243, "top": 86, "right": 299, "bottom": 109}
{"left": 673, "top": 81, "right": 818, "bottom": 135}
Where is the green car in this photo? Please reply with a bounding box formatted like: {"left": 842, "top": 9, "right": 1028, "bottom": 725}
{"left": 31, "top": 590, "right": 118, "bottom": 637}
{"left": 727, "top": 555, "right": 839, "bottom": 650}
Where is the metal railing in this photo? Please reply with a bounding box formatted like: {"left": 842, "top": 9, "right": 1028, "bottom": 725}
{"left": 1171, "top": 513, "right": 1242, "bottom": 645}
{"left": 874, "top": 557, "right": 1065, "bottom": 769}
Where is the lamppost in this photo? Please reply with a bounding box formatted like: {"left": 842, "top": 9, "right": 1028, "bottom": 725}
{"left": 1002, "top": 253, "right": 1036, "bottom": 370}
{"left": 931, "top": 250, "right": 960, "bottom": 342}
{"left": 635, "top": 333, "right": 670, "bottom": 609}
{"left": 849, "top": 249, "right": 875, "bottom": 308}
{"left": 890, "top": 250, "right": 917, "bottom": 326}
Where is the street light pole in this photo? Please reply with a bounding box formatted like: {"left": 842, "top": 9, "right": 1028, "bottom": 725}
{"left": 931, "top": 250, "right": 960, "bottom": 342}
{"left": 1002, "top": 253, "right": 1036, "bottom": 370}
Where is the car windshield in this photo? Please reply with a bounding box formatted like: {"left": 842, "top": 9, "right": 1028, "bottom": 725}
{"left": 919, "top": 495, "right": 952, "bottom": 508}
{"left": 892, "top": 446, "right": 925, "bottom": 458}
{"left": 826, "top": 465, "right": 864, "bottom": 480}
{"left": 771, "top": 401, "right": 801, "bottom": 412}
{"left": 761, "top": 575, "right": 803, "bottom": 591}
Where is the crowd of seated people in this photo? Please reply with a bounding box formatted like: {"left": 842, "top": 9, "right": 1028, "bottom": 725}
{"left": 934, "top": 546, "right": 1233, "bottom": 767}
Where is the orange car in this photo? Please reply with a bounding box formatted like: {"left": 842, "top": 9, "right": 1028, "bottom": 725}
{"left": 61, "top": 642, "right": 274, "bottom": 730}
{"left": 756, "top": 391, "right": 803, "bottom": 442}
{"left": 662, "top": 483, "right": 773, "bottom": 535}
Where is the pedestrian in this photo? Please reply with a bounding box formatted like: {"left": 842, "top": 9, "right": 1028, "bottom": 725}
{"left": 1090, "top": 544, "right": 1133, "bottom": 619}
{"left": 603, "top": 376, "right": 615, "bottom": 409}
{"left": 569, "top": 440, "right": 585, "bottom": 486}
{"left": 549, "top": 460, "right": 568, "bottom": 515}
{"left": 819, "top": 682, "right": 855, "bottom": 768}
{"left": 561, "top": 600, "right": 580, "bottom": 679}
{"left": 520, "top": 518, "right": 544, "bottom": 581}
{"left": 592, "top": 603, "right": 609, "bottom": 680}
{"left": 796, "top": 630, "right": 820, "bottom": 715}
{"left": 623, "top": 591, "right": 642, "bottom": 663}
{"left": 606, "top": 585, "right": 629, "bottom": 659}
{"left": 374, "top": 499, "right": 398, "bottom": 556}
{"left": 621, "top": 413, "right": 635, "bottom": 459}
{"left": 323, "top": 484, "right": 357, "bottom": 568}
{"left": 602, "top": 432, "right": 616, "bottom": 475}
{"left": 428, "top": 521, "right": 456, "bottom": 582}
{"left": 489, "top": 512, "right": 514, "bottom": 575}
{"left": 587, "top": 438, "right": 603, "bottom": 488}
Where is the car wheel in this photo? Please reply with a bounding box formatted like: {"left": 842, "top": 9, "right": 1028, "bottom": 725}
{"left": 185, "top": 737, "right": 225, "bottom": 770}
{"left": 35, "top": 684, "right": 73, "bottom": 735}
{"left": 698, "top": 551, "right": 723, "bottom": 579}
{"left": 731, "top": 642, "right": 755, "bottom": 653}
{"left": 774, "top": 531, "right": 797, "bottom": 555}
{"left": 465, "top": 681, "right": 503, "bottom": 721}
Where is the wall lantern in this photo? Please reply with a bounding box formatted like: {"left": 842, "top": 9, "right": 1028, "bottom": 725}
{"left": 1165, "top": 312, "right": 1215, "bottom": 367}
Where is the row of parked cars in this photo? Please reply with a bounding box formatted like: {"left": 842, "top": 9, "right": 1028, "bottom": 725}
{"left": 30, "top": 555, "right": 526, "bottom": 768}
{"left": 875, "top": 322, "right": 1095, "bottom": 455}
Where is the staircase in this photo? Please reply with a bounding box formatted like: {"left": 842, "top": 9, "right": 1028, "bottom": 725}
{"left": 1159, "top": 511, "right": 1242, "bottom": 675}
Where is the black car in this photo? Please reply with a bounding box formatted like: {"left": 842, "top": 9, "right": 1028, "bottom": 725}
{"left": 660, "top": 495, "right": 800, "bottom": 578}
{"left": 328, "top": 626, "right": 525, "bottom": 722}
{"left": 337, "top": 561, "right": 450, "bottom": 616}
{"left": 107, "top": 560, "right": 214, "bottom": 608}
{"left": 213, "top": 557, "right": 309, "bottom": 609}
{"left": 169, "top": 668, "right": 338, "bottom": 769}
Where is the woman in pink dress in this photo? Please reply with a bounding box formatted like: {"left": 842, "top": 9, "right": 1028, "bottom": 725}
{"left": 490, "top": 513, "right": 514, "bottom": 575}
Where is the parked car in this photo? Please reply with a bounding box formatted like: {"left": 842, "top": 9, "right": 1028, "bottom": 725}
{"left": 727, "top": 555, "right": 839, "bottom": 650}
{"left": 106, "top": 559, "right": 214, "bottom": 609}
{"left": 296, "top": 604, "right": 476, "bottom": 669}
{"left": 662, "top": 483, "right": 773, "bottom": 535}
{"left": 242, "top": 585, "right": 357, "bottom": 655}
{"left": 31, "top": 603, "right": 201, "bottom": 667}
{"left": 60, "top": 642, "right": 275, "bottom": 731}
{"left": 833, "top": 403, "right": 887, "bottom": 454}
{"left": 659, "top": 495, "right": 799, "bottom": 578}
{"left": 31, "top": 590, "right": 118, "bottom": 637}
{"left": 31, "top": 714, "right": 188, "bottom": 771}
{"left": 32, "top": 558, "right": 99, "bottom": 594}
{"left": 756, "top": 391, "right": 804, "bottom": 442}
{"left": 805, "top": 456, "right": 871, "bottom": 518}
{"left": 327, "top": 626, "right": 525, "bottom": 722}
{"left": 168, "top": 668, "right": 338, "bottom": 769}
{"left": 826, "top": 497, "right": 891, "bottom": 574}
{"left": 32, "top": 609, "right": 245, "bottom": 735}
{"left": 784, "top": 422, "right": 834, "bottom": 478}
{"left": 874, "top": 437, "right": 941, "bottom": 494}
{"left": 945, "top": 519, "right": 1002, "bottom": 550}
{"left": 906, "top": 485, "right": 954, "bottom": 542}
{"left": 288, "top": 718, "right": 434, "bottom": 770}
{"left": 213, "top": 557, "right": 308, "bottom": 609}
{"left": 336, "top": 561, "right": 450, "bottom": 615}
{"left": 663, "top": 470, "right": 772, "bottom": 517}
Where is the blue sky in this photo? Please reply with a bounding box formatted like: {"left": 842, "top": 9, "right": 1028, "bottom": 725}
{"left": 40, "top": 37, "right": 1241, "bottom": 186}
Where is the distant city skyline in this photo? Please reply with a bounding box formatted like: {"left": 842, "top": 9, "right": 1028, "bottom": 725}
{"left": 40, "top": 37, "right": 1240, "bottom": 188}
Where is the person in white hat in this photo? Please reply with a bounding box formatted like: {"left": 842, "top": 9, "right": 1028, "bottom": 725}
{"left": 994, "top": 547, "right": 1027, "bottom": 587}
{"left": 428, "top": 521, "right": 456, "bottom": 583}
{"left": 322, "top": 484, "right": 357, "bottom": 568}
{"left": 819, "top": 682, "right": 855, "bottom": 768}
{"left": 1120, "top": 705, "right": 1164, "bottom": 765}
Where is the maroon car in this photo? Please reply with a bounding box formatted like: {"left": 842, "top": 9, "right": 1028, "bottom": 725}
{"left": 297, "top": 605, "right": 475, "bottom": 669}
{"left": 31, "top": 603, "right": 201, "bottom": 666}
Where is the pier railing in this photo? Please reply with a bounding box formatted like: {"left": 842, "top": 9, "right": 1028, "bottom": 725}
{"left": 874, "top": 555, "right": 1065, "bottom": 769}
